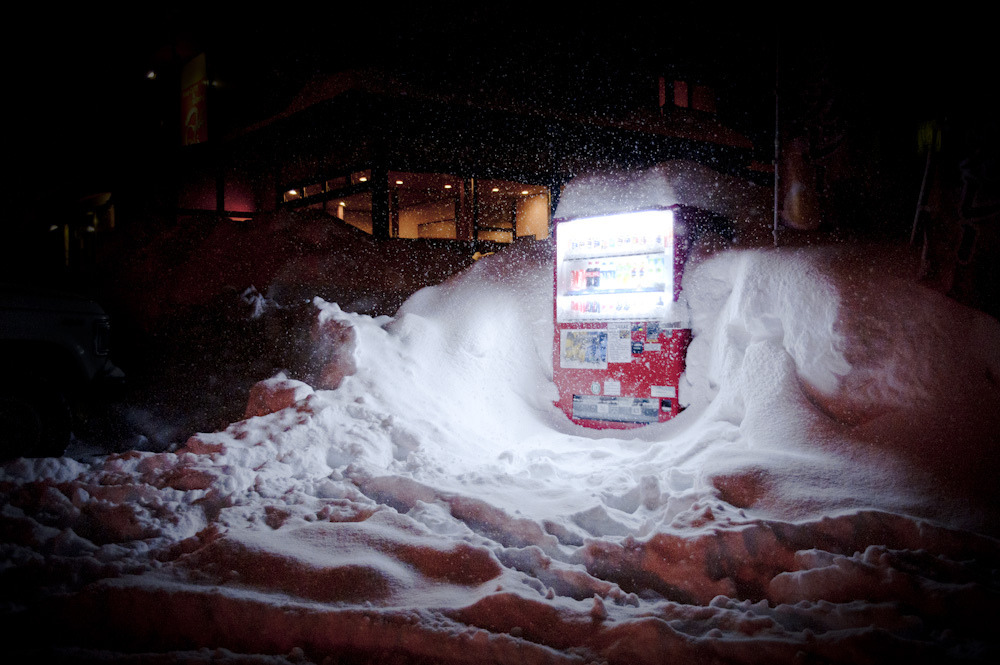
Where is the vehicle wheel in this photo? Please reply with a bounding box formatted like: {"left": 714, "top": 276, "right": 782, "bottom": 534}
{"left": 0, "top": 385, "right": 72, "bottom": 459}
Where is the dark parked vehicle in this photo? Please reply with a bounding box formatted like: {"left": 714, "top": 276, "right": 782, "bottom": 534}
{"left": 0, "top": 285, "right": 124, "bottom": 459}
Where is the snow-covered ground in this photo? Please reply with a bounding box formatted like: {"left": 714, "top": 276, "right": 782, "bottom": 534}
{"left": 3, "top": 216, "right": 1000, "bottom": 661}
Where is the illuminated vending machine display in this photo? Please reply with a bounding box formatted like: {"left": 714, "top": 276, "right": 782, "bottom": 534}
{"left": 553, "top": 208, "right": 691, "bottom": 429}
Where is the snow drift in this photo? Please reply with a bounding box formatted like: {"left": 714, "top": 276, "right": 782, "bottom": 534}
{"left": 2, "top": 238, "right": 999, "bottom": 664}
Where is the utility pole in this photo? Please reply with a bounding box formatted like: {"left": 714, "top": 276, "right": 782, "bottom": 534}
{"left": 772, "top": 40, "right": 781, "bottom": 248}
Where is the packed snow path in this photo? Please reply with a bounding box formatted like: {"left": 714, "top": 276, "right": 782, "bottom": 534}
{"left": 2, "top": 242, "right": 998, "bottom": 664}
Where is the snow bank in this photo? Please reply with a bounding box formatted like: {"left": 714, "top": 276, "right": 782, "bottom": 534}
{"left": 2, "top": 239, "right": 999, "bottom": 664}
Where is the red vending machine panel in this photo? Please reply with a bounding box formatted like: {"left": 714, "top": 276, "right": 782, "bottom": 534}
{"left": 553, "top": 208, "right": 691, "bottom": 429}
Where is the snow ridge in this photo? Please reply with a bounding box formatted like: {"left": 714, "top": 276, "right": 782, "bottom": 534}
{"left": 2, "top": 243, "right": 999, "bottom": 664}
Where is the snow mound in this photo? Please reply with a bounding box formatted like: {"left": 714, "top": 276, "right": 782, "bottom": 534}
{"left": 3, "top": 242, "right": 999, "bottom": 664}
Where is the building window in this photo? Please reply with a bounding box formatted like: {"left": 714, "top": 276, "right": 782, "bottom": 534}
{"left": 281, "top": 169, "right": 550, "bottom": 243}
{"left": 673, "top": 80, "right": 716, "bottom": 114}
{"left": 334, "top": 191, "right": 373, "bottom": 234}
{"left": 389, "top": 172, "right": 549, "bottom": 242}
{"left": 390, "top": 171, "right": 466, "bottom": 240}
{"left": 325, "top": 175, "right": 348, "bottom": 191}
{"left": 477, "top": 180, "right": 549, "bottom": 242}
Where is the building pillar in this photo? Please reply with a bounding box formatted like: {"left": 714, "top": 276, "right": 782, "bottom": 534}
{"left": 371, "top": 163, "right": 390, "bottom": 240}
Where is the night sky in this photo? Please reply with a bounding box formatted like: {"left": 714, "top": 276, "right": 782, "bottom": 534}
{"left": 5, "top": 9, "right": 994, "bottom": 232}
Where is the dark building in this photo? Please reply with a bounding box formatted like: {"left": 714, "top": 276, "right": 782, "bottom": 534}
{"left": 85, "top": 54, "right": 758, "bottom": 323}
{"left": 174, "top": 63, "right": 757, "bottom": 243}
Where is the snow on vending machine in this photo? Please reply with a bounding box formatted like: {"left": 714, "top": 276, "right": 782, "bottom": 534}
{"left": 553, "top": 207, "right": 691, "bottom": 429}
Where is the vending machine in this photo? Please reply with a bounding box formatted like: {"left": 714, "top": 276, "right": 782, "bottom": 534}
{"left": 553, "top": 207, "right": 691, "bottom": 429}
